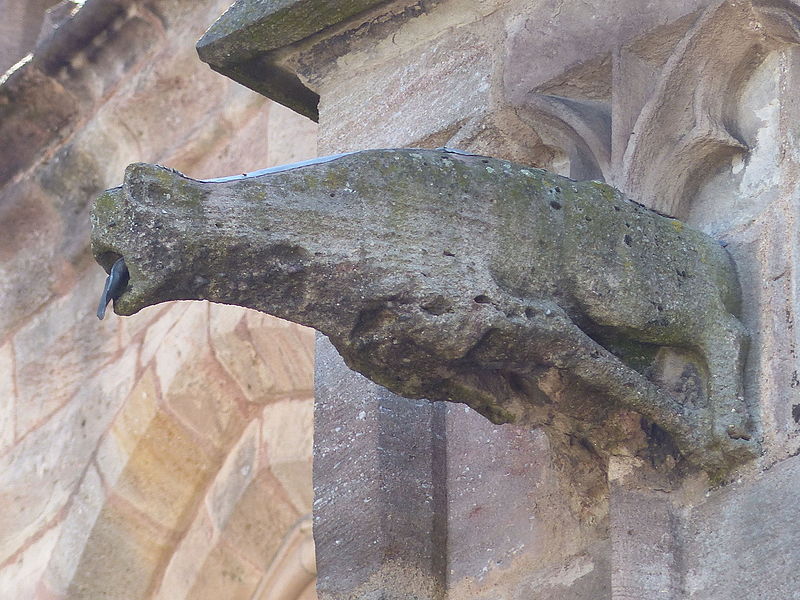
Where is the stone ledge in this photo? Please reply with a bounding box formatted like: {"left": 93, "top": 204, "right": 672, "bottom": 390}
{"left": 0, "top": 0, "right": 135, "bottom": 186}
{"left": 196, "top": 0, "right": 391, "bottom": 120}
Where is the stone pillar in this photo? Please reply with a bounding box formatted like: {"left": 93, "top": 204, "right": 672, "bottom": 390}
{"left": 314, "top": 337, "right": 447, "bottom": 599}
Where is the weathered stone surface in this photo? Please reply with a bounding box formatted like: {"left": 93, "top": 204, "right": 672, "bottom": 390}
{"left": 262, "top": 398, "right": 315, "bottom": 513}
{"left": 0, "top": 340, "right": 139, "bottom": 566}
{"left": 185, "top": 543, "right": 263, "bottom": 600}
{"left": 209, "top": 304, "right": 303, "bottom": 403}
{"left": 91, "top": 147, "right": 753, "bottom": 474}
{"left": 302, "top": 0, "right": 509, "bottom": 154}
{"left": 219, "top": 468, "right": 302, "bottom": 567}
{"left": 152, "top": 504, "right": 217, "bottom": 600}
{"left": 13, "top": 267, "right": 119, "bottom": 436}
{"left": 196, "top": 0, "right": 390, "bottom": 119}
{"left": 0, "top": 519, "right": 61, "bottom": 600}
{"left": 151, "top": 301, "right": 210, "bottom": 393}
{"left": 64, "top": 501, "right": 175, "bottom": 600}
{"left": 608, "top": 463, "right": 681, "bottom": 599}
{"left": 681, "top": 453, "right": 800, "bottom": 599}
{"left": 313, "top": 336, "right": 447, "bottom": 600}
{"left": 198, "top": 0, "right": 389, "bottom": 62}
{"left": 191, "top": 0, "right": 799, "bottom": 599}
{"left": 42, "top": 463, "right": 106, "bottom": 597}
{"left": 162, "top": 347, "right": 249, "bottom": 450}
{"left": 444, "top": 407, "right": 610, "bottom": 599}
{"left": 6, "top": 0, "right": 800, "bottom": 598}
{"left": 251, "top": 515, "right": 317, "bottom": 600}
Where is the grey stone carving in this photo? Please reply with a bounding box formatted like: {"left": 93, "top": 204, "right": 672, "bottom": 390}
{"left": 90, "top": 148, "right": 757, "bottom": 476}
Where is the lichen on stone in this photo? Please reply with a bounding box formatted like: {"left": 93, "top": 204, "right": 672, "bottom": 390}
{"left": 91, "top": 148, "right": 758, "bottom": 477}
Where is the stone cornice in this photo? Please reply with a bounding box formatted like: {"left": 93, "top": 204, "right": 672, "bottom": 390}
{"left": 196, "top": 0, "right": 392, "bottom": 120}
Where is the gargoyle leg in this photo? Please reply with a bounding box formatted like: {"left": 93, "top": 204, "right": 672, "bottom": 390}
{"left": 535, "top": 314, "right": 704, "bottom": 449}
{"left": 698, "top": 313, "right": 752, "bottom": 442}
{"left": 468, "top": 300, "right": 708, "bottom": 457}
{"left": 525, "top": 304, "right": 756, "bottom": 472}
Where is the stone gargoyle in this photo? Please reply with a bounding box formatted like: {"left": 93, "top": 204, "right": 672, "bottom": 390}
{"left": 90, "top": 148, "right": 758, "bottom": 477}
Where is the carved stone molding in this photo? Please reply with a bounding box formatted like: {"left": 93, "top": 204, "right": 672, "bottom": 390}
{"left": 505, "top": 0, "right": 800, "bottom": 216}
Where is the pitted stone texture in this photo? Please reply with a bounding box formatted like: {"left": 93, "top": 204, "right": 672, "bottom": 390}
{"left": 228, "top": 0, "right": 799, "bottom": 599}
{"left": 609, "top": 478, "right": 681, "bottom": 598}
{"left": 91, "top": 147, "right": 753, "bottom": 474}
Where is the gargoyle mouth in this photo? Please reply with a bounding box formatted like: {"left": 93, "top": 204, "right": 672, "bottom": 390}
{"left": 96, "top": 256, "right": 129, "bottom": 320}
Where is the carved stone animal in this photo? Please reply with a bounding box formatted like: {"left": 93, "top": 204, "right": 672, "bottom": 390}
{"left": 90, "top": 148, "right": 756, "bottom": 475}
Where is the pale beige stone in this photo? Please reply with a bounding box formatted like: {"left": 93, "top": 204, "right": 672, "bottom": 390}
{"left": 218, "top": 468, "right": 302, "bottom": 568}
{"left": 152, "top": 301, "right": 209, "bottom": 393}
{"left": 0, "top": 518, "right": 61, "bottom": 600}
{"left": 153, "top": 503, "right": 218, "bottom": 600}
{"left": 0, "top": 183, "right": 63, "bottom": 337}
{"left": 210, "top": 305, "right": 292, "bottom": 404}
{"left": 65, "top": 501, "right": 174, "bottom": 600}
{"left": 0, "top": 340, "right": 15, "bottom": 454}
{"left": 0, "top": 0, "right": 319, "bottom": 595}
{"left": 244, "top": 311, "right": 315, "bottom": 396}
{"left": 119, "top": 303, "right": 174, "bottom": 351}
{"left": 253, "top": 516, "right": 317, "bottom": 600}
{"left": 41, "top": 463, "right": 106, "bottom": 596}
{"left": 265, "top": 102, "right": 320, "bottom": 167}
{"left": 206, "top": 418, "right": 260, "bottom": 531}
{"left": 0, "top": 340, "right": 138, "bottom": 566}
{"left": 111, "top": 408, "right": 219, "bottom": 532}
{"left": 209, "top": 304, "right": 307, "bottom": 403}
{"left": 262, "top": 399, "right": 315, "bottom": 514}
{"left": 163, "top": 86, "right": 272, "bottom": 178}
{"left": 683, "top": 455, "right": 800, "bottom": 599}
{"left": 140, "top": 302, "right": 191, "bottom": 367}
{"left": 13, "top": 267, "right": 120, "bottom": 436}
{"left": 96, "top": 366, "right": 160, "bottom": 487}
{"left": 162, "top": 349, "right": 248, "bottom": 450}
{"left": 317, "top": 23, "right": 495, "bottom": 151}
{"left": 187, "top": 543, "right": 263, "bottom": 600}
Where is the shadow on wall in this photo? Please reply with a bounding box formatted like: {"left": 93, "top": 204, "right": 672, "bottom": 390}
{"left": 0, "top": 0, "right": 62, "bottom": 74}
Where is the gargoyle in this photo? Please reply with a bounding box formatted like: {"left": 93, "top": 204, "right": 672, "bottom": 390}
{"left": 90, "top": 148, "right": 757, "bottom": 476}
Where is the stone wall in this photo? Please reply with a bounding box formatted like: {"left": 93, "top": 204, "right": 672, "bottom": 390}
{"left": 4, "top": 0, "right": 800, "bottom": 599}
{"left": 0, "top": 1, "right": 318, "bottom": 598}
{"left": 194, "top": 1, "right": 800, "bottom": 598}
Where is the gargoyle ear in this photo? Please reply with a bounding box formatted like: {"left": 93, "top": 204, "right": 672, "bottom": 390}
{"left": 123, "top": 163, "right": 188, "bottom": 203}
{"left": 123, "top": 162, "right": 156, "bottom": 194}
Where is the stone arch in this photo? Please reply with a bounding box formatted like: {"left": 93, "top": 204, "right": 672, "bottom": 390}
{"left": 38, "top": 303, "right": 317, "bottom": 599}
